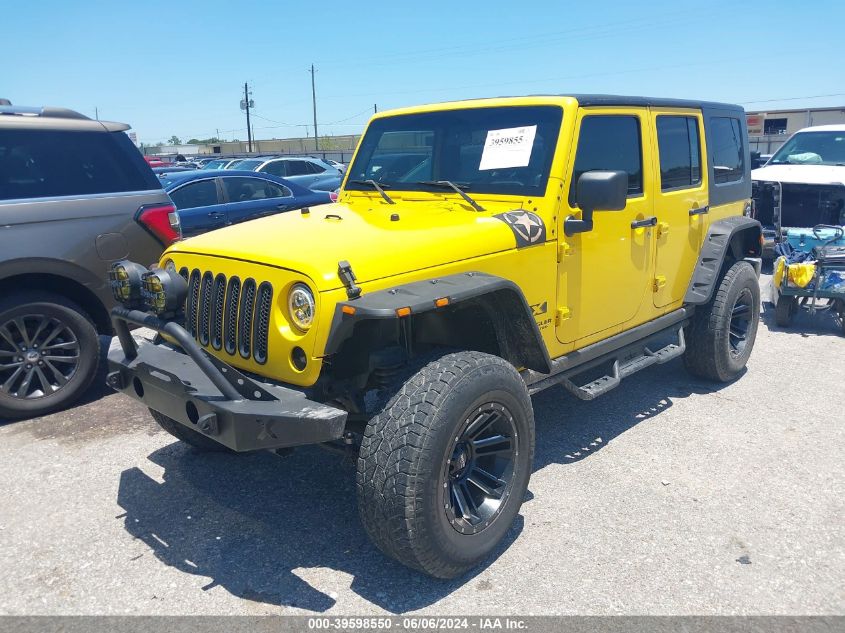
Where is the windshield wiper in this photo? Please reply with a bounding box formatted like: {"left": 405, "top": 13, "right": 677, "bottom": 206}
{"left": 416, "top": 180, "right": 485, "bottom": 212}
{"left": 348, "top": 179, "right": 395, "bottom": 204}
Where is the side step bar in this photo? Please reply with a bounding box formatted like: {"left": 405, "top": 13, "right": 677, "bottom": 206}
{"left": 557, "top": 328, "right": 685, "bottom": 400}
{"left": 525, "top": 320, "right": 688, "bottom": 398}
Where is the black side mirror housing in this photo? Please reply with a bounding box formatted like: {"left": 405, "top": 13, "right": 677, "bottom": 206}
{"left": 564, "top": 170, "right": 629, "bottom": 236}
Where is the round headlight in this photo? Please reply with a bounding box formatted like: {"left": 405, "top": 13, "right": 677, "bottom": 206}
{"left": 288, "top": 283, "right": 315, "bottom": 331}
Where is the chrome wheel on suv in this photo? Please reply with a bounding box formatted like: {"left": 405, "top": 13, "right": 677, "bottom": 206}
{"left": 0, "top": 293, "right": 99, "bottom": 420}
{"left": 0, "top": 315, "right": 81, "bottom": 399}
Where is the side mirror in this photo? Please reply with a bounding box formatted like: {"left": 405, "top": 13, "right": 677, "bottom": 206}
{"left": 564, "top": 170, "right": 628, "bottom": 236}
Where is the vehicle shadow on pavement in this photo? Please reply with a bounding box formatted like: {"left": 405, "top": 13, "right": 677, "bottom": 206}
{"left": 760, "top": 300, "right": 844, "bottom": 338}
{"left": 116, "top": 442, "right": 523, "bottom": 613}
{"left": 115, "top": 358, "right": 731, "bottom": 614}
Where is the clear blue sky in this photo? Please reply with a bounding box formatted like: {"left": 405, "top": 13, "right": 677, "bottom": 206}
{"left": 3, "top": 0, "right": 844, "bottom": 145}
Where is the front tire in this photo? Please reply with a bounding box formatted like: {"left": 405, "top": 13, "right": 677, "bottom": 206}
{"left": 0, "top": 292, "right": 99, "bottom": 420}
{"left": 683, "top": 261, "right": 761, "bottom": 382}
{"left": 357, "top": 351, "right": 534, "bottom": 578}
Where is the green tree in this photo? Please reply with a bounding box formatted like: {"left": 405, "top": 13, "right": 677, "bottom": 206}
{"left": 187, "top": 137, "right": 222, "bottom": 145}
{"left": 168, "top": 135, "right": 181, "bottom": 145}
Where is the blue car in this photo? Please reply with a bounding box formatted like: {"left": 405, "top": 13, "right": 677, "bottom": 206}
{"left": 161, "top": 170, "right": 334, "bottom": 239}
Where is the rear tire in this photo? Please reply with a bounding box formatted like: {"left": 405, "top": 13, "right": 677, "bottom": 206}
{"left": 357, "top": 351, "right": 534, "bottom": 578}
{"left": 0, "top": 292, "right": 99, "bottom": 420}
{"left": 149, "top": 408, "right": 233, "bottom": 452}
{"left": 683, "top": 261, "right": 760, "bottom": 382}
{"left": 774, "top": 295, "right": 798, "bottom": 327}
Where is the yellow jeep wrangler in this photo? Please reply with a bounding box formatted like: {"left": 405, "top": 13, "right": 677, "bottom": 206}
{"left": 107, "top": 95, "right": 762, "bottom": 578}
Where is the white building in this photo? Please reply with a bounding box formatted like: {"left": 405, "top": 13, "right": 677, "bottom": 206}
{"left": 746, "top": 105, "right": 845, "bottom": 154}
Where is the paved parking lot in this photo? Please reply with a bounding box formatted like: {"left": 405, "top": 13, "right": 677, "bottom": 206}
{"left": 1, "top": 274, "right": 843, "bottom": 616}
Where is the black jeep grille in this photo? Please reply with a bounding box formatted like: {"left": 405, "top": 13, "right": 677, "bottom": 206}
{"left": 183, "top": 269, "right": 272, "bottom": 364}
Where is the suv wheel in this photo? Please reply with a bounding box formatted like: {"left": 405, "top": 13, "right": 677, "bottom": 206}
{"left": 0, "top": 292, "right": 100, "bottom": 420}
{"left": 357, "top": 351, "right": 534, "bottom": 578}
{"left": 683, "top": 261, "right": 761, "bottom": 382}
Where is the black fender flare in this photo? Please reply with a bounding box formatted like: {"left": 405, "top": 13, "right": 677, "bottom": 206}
{"left": 685, "top": 216, "right": 762, "bottom": 305}
{"left": 324, "top": 271, "right": 552, "bottom": 373}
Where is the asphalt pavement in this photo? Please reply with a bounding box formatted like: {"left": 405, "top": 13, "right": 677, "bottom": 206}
{"left": 1, "top": 274, "right": 843, "bottom": 615}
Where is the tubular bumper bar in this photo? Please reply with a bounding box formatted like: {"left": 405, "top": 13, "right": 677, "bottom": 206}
{"left": 107, "top": 308, "right": 346, "bottom": 452}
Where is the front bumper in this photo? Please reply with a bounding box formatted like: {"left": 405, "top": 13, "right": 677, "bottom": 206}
{"left": 106, "top": 308, "right": 346, "bottom": 452}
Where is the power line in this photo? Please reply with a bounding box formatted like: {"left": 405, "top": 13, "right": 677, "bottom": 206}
{"left": 311, "top": 4, "right": 736, "bottom": 71}
{"left": 739, "top": 93, "right": 845, "bottom": 105}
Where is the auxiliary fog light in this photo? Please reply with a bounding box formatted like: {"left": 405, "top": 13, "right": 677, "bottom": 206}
{"left": 109, "top": 260, "right": 148, "bottom": 309}
{"left": 141, "top": 266, "right": 188, "bottom": 316}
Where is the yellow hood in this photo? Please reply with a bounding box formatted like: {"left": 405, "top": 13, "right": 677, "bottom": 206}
{"left": 166, "top": 200, "right": 523, "bottom": 291}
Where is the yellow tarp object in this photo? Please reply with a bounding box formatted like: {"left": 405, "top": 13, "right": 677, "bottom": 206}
{"left": 774, "top": 257, "right": 816, "bottom": 288}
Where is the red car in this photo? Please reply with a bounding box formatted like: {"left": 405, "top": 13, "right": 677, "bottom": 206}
{"left": 144, "top": 156, "right": 169, "bottom": 168}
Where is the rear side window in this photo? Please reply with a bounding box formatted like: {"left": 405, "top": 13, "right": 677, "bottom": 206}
{"left": 223, "top": 177, "right": 291, "bottom": 201}
{"left": 262, "top": 161, "right": 286, "bottom": 177}
{"left": 569, "top": 115, "right": 643, "bottom": 206}
{"left": 710, "top": 117, "right": 744, "bottom": 184}
{"left": 656, "top": 116, "right": 701, "bottom": 190}
{"left": 285, "top": 161, "right": 310, "bottom": 176}
{"left": 169, "top": 179, "right": 218, "bottom": 209}
{"left": 0, "top": 129, "right": 157, "bottom": 201}
{"left": 306, "top": 161, "right": 326, "bottom": 174}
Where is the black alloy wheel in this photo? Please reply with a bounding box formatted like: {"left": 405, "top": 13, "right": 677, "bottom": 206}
{"left": 443, "top": 402, "right": 518, "bottom": 535}
{"left": 728, "top": 288, "right": 753, "bottom": 357}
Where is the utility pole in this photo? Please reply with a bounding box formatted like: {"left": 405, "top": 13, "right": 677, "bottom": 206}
{"left": 95, "top": 107, "right": 99, "bottom": 120}
{"left": 310, "top": 64, "right": 319, "bottom": 151}
{"left": 374, "top": 104, "right": 378, "bottom": 114}
{"left": 242, "top": 82, "right": 253, "bottom": 153}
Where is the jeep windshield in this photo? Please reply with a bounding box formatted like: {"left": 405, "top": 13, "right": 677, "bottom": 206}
{"left": 769, "top": 130, "right": 845, "bottom": 166}
{"left": 345, "top": 105, "right": 563, "bottom": 197}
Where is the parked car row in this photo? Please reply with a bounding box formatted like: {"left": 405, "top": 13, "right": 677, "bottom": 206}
{"left": 198, "top": 155, "right": 343, "bottom": 191}
{"left": 160, "top": 170, "right": 336, "bottom": 239}
{"left": 0, "top": 103, "right": 340, "bottom": 420}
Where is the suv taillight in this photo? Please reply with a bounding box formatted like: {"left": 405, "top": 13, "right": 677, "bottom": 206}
{"left": 168, "top": 211, "right": 183, "bottom": 240}
{"left": 136, "top": 203, "right": 179, "bottom": 245}
{"left": 329, "top": 191, "right": 338, "bottom": 202}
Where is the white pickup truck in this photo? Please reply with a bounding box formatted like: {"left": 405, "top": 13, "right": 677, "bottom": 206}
{"left": 752, "top": 124, "right": 845, "bottom": 256}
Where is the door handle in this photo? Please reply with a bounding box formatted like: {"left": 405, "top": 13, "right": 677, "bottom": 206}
{"left": 207, "top": 211, "right": 225, "bottom": 219}
{"left": 689, "top": 206, "right": 709, "bottom": 216}
{"left": 631, "top": 216, "right": 657, "bottom": 229}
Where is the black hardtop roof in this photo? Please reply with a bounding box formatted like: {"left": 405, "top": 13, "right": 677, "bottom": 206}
{"left": 567, "top": 94, "right": 744, "bottom": 112}
{"left": 443, "top": 94, "right": 744, "bottom": 113}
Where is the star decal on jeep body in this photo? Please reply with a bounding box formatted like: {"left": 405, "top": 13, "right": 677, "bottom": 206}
{"left": 494, "top": 210, "right": 546, "bottom": 248}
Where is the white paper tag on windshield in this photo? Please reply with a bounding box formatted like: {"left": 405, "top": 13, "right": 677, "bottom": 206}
{"left": 478, "top": 125, "right": 537, "bottom": 170}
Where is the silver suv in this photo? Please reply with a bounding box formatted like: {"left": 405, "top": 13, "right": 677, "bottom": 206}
{"left": 0, "top": 103, "right": 172, "bottom": 419}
